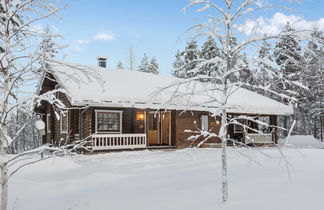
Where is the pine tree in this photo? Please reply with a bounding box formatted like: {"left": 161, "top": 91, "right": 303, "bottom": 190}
{"left": 117, "top": 61, "right": 124, "bottom": 69}
{"left": 274, "top": 22, "right": 305, "bottom": 100}
{"left": 172, "top": 40, "right": 200, "bottom": 78}
{"left": 200, "top": 36, "right": 221, "bottom": 77}
{"left": 256, "top": 40, "right": 273, "bottom": 88}
{"left": 238, "top": 53, "right": 254, "bottom": 85}
{"left": 227, "top": 36, "right": 244, "bottom": 83}
{"left": 138, "top": 54, "right": 159, "bottom": 74}
{"left": 251, "top": 40, "right": 277, "bottom": 97}
{"left": 137, "top": 53, "right": 150, "bottom": 73}
{"left": 149, "top": 57, "right": 159, "bottom": 74}
{"left": 273, "top": 22, "right": 307, "bottom": 135}
{"left": 183, "top": 39, "right": 200, "bottom": 78}
{"left": 304, "top": 28, "right": 324, "bottom": 139}
{"left": 172, "top": 50, "right": 185, "bottom": 77}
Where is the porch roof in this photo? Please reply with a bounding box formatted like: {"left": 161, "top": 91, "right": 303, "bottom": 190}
{"left": 44, "top": 60, "right": 293, "bottom": 116}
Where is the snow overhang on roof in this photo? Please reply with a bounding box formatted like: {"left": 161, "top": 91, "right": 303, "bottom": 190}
{"left": 44, "top": 60, "right": 294, "bottom": 116}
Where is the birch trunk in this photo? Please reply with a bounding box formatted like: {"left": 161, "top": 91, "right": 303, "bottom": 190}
{"left": 1, "top": 2, "right": 11, "bottom": 155}
{"left": 219, "top": 0, "right": 231, "bottom": 202}
{"left": 0, "top": 164, "right": 8, "bottom": 210}
{"left": 220, "top": 109, "right": 228, "bottom": 202}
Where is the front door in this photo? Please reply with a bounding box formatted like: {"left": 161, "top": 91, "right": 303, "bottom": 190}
{"left": 148, "top": 112, "right": 159, "bottom": 145}
{"left": 148, "top": 111, "right": 171, "bottom": 146}
{"left": 161, "top": 111, "right": 170, "bottom": 145}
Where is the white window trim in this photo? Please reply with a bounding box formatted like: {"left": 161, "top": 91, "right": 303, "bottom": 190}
{"left": 46, "top": 114, "right": 51, "bottom": 133}
{"left": 95, "top": 110, "right": 123, "bottom": 134}
{"left": 60, "top": 110, "right": 69, "bottom": 134}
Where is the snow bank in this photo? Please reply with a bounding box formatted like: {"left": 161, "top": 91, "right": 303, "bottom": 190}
{"left": 18, "top": 156, "right": 81, "bottom": 175}
{"left": 284, "top": 135, "right": 324, "bottom": 148}
{"left": 9, "top": 148, "right": 324, "bottom": 210}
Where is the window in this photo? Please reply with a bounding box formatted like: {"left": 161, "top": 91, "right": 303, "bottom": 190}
{"left": 201, "top": 115, "right": 209, "bottom": 130}
{"left": 60, "top": 111, "right": 68, "bottom": 133}
{"left": 258, "top": 116, "right": 271, "bottom": 134}
{"left": 96, "top": 111, "right": 122, "bottom": 133}
{"left": 234, "top": 118, "right": 244, "bottom": 133}
{"left": 135, "top": 111, "right": 145, "bottom": 129}
{"left": 46, "top": 114, "right": 51, "bottom": 133}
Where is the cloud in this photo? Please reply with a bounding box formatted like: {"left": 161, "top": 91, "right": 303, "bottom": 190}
{"left": 237, "top": 12, "right": 324, "bottom": 36}
{"left": 73, "top": 45, "right": 85, "bottom": 52}
{"left": 93, "top": 33, "right": 115, "bottom": 41}
{"left": 74, "top": 33, "right": 115, "bottom": 47}
{"left": 76, "top": 40, "right": 90, "bottom": 44}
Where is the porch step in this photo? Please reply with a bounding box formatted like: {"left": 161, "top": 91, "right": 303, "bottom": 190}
{"left": 200, "top": 143, "right": 222, "bottom": 148}
{"left": 147, "top": 145, "right": 176, "bottom": 150}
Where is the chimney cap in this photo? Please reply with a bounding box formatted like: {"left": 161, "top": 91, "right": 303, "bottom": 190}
{"left": 96, "top": 55, "right": 108, "bottom": 60}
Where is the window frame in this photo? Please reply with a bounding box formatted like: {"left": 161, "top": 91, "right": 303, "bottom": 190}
{"left": 95, "top": 110, "right": 123, "bottom": 134}
{"left": 60, "top": 110, "right": 69, "bottom": 134}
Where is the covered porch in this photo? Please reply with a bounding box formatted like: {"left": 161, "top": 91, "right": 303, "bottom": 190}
{"left": 87, "top": 108, "right": 175, "bottom": 151}
{"left": 228, "top": 114, "right": 278, "bottom": 145}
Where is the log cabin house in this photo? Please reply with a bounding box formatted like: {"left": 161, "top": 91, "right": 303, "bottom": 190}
{"left": 35, "top": 59, "right": 293, "bottom": 151}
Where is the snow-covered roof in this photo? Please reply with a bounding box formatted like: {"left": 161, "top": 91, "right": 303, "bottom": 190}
{"left": 45, "top": 60, "right": 293, "bottom": 116}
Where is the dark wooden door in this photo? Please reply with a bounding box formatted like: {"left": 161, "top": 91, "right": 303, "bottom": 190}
{"left": 161, "top": 112, "right": 170, "bottom": 145}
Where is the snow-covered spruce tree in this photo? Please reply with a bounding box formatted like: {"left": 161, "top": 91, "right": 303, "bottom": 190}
{"left": 199, "top": 35, "right": 222, "bottom": 77}
{"left": 117, "top": 61, "right": 124, "bottom": 69}
{"left": 255, "top": 40, "right": 273, "bottom": 95}
{"left": 137, "top": 53, "right": 150, "bottom": 73}
{"left": 172, "top": 50, "right": 185, "bottom": 77}
{"left": 172, "top": 39, "right": 200, "bottom": 78}
{"left": 148, "top": 57, "right": 159, "bottom": 74}
{"left": 138, "top": 54, "right": 159, "bottom": 74}
{"left": 0, "top": 1, "right": 100, "bottom": 209}
{"left": 273, "top": 23, "right": 307, "bottom": 136}
{"left": 304, "top": 28, "right": 324, "bottom": 139}
{"left": 153, "top": 0, "right": 314, "bottom": 202}
{"left": 238, "top": 53, "right": 254, "bottom": 85}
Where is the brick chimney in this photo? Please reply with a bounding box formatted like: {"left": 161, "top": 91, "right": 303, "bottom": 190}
{"left": 97, "top": 55, "right": 108, "bottom": 68}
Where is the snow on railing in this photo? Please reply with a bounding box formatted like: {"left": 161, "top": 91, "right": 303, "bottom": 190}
{"left": 245, "top": 133, "right": 273, "bottom": 144}
{"left": 91, "top": 133, "right": 147, "bottom": 150}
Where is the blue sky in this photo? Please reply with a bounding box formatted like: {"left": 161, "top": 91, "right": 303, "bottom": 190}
{"left": 48, "top": 0, "right": 324, "bottom": 75}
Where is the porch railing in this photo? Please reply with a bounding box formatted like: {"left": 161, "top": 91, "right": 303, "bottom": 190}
{"left": 245, "top": 133, "right": 273, "bottom": 144}
{"left": 91, "top": 133, "right": 147, "bottom": 150}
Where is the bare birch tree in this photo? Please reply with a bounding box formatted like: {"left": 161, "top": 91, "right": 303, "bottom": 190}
{"left": 0, "top": 1, "right": 67, "bottom": 209}
{"left": 0, "top": 1, "right": 103, "bottom": 209}
{"left": 127, "top": 45, "right": 136, "bottom": 70}
{"left": 153, "top": 0, "right": 320, "bottom": 202}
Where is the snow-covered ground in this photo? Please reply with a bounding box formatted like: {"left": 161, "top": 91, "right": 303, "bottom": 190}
{"left": 9, "top": 144, "right": 324, "bottom": 210}
{"left": 284, "top": 135, "right": 324, "bottom": 148}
